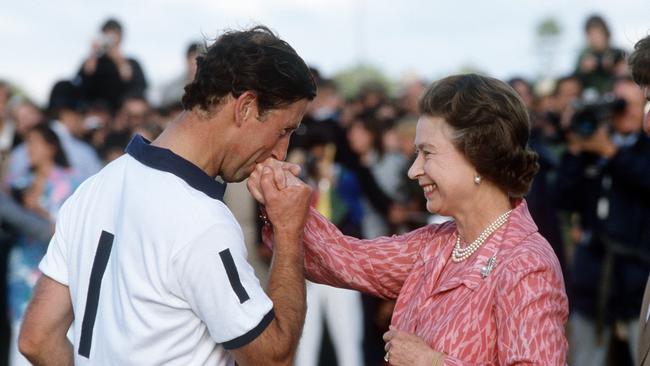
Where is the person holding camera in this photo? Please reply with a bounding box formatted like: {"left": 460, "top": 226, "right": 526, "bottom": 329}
{"left": 574, "top": 15, "right": 627, "bottom": 96}
{"left": 77, "top": 18, "right": 147, "bottom": 113}
{"left": 557, "top": 76, "right": 649, "bottom": 366}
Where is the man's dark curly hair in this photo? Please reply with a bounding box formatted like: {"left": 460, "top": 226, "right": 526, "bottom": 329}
{"left": 629, "top": 35, "right": 650, "bottom": 86}
{"left": 182, "top": 26, "right": 316, "bottom": 115}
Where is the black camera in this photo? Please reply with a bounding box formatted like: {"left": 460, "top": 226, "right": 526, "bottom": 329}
{"left": 569, "top": 94, "right": 626, "bottom": 137}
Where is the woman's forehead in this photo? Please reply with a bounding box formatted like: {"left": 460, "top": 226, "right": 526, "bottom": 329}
{"left": 415, "top": 116, "right": 452, "bottom": 141}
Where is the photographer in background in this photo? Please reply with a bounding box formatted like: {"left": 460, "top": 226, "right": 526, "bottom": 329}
{"left": 574, "top": 15, "right": 627, "bottom": 95}
{"left": 77, "top": 18, "right": 147, "bottom": 113}
{"left": 557, "top": 76, "right": 649, "bottom": 366}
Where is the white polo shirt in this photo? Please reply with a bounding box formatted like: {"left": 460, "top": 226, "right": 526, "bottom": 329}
{"left": 39, "top": 135, "right": 274, "bottom": 365}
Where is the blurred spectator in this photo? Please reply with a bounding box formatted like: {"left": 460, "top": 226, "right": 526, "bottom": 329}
{"left": 396, "top": 78, "right": 427, "bottom": 119}
{"left": 291, "top": 75, "right": 396, "bottom": 219}
{"left": 557, "top": 76, "right": 649, "bottom": 366}
{"left": 290, "top": 122, "right": 364, "bottom": 366}
{"left": 347, "top": 114, "right": 405, "bottom": 238}
{"left": 8, "top": 99, "right": 44, "bottom": 146}
{"left": 99, "top": 130, "right": 132, "bottom": 164}
{"left": 509, "top": 77, "right": 567, "bottom": 276}
{"left": 554, "top": 75, "right": 585, "bottom": 134}
{"left": 113, "top": 93, "right": 151, "bottom": 132}
{"left": 159, "top": 42, "right": 201, "bottom": 108}
{"left": 76, "top": 18, "right": 147, "bottom": 112}
{"left": 83, "top": 100, "right": 114, "bottom": 150}
{"left": 574, "top": 15, "right": 626, "bottom": 95}
{"left": 0, "top": 81, "right": 15, "bottom": 181}
{"left": 0, "top": 192, "right": 52, "bottom": 243}
{"left": 358, "top": 81, "right": 388, "bottom": 111}
{"left": 134, "top": 120, "right": 164, "bottom": 142}
{"left": 8, "top": 81, "right": 102, "bottom": 182}
{"left": 509, "top": 77, "right": 535, "bottom": 109}
{"left": 392, "top": 116, "right": 430, "bottom": 233}
{"left": 6, "top": 123, "right": 78, "bottom": 365}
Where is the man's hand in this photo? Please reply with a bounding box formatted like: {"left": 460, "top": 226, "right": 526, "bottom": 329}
{"left": 258, "top": 165, "right": 311, "bottom": 238}
{"left": 232, "top": 159, "right": 310, "bottom": 366}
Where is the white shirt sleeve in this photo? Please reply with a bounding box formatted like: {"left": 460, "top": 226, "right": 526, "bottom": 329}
{"left": 38, "top": 200, "right": 71, "bottom": 286}
{"left": 169, "top": 221, "right": 274, "bottom": 349}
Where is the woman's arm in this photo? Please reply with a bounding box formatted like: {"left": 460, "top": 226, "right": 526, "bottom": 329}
{"left": 263, "top": 207, "right": 438, "bottom": 299}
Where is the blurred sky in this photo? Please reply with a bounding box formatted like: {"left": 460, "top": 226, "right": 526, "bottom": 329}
{"left": 2, "top": 0, "right": 649, "bottom": 105}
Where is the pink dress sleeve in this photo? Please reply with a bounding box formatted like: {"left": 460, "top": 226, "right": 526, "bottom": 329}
{"left": 263, "top": 207, "right": 440, "bottom": 299}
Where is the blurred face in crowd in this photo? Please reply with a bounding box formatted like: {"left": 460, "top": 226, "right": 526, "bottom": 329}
{"left": 587, "top": 25, "right": 609, "bottom": 52}
{"left": 102, "top": 29, "right": 122, "bottom": 50}
{"left": 60, "top": 108, "right": 85, "bottom": 138}
{"left": 119, "top": 98, "right": 150, "bottom": 130}
{"left": 13, "top": 102, "right": 43, "bottom": 137}
{"left": 400, "top": 81, "right": 426, "bottom": 116}
{"left": 555, "top": 78, "right": 582, "bottom": 113}
{"left": 26, "top": 129, "right": 56, "bottom": 169}
{"left": 347, "top": 120, "right": 374, "bottom": 156}
{"left": 511, "top": 81, "right": 533, "bottom": 110}
{"left": 308, "top": 84, "right": 341, "bottom": 119}
{"left": 612, "top": 79, "right": 646, "bottom": 135}
{"left": 407, "top": 116, "right": 476, "bottom": 216}
{"left": 222, "top": 98, "right": 309, "bottom": 182}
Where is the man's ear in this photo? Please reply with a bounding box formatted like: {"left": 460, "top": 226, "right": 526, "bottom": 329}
{"left": 234, "top": 91, "right": 258, "bottom": 127}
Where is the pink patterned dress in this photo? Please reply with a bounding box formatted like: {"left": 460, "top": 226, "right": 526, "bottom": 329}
{"left": 264, "top": 199, "right": 568, "bottom": 365}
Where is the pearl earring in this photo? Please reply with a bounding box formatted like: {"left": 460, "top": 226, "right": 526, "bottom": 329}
{"left": 474, "top": 174, "right": 481, "bottom": 185}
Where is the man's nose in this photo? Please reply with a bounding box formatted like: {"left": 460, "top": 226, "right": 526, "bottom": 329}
{"left": 270, "top": 138, "right": 290, "bottom": 161}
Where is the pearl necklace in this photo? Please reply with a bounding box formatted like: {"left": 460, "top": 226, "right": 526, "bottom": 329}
{"left": 451, "top": 209, "right": 512, "bottom": 262}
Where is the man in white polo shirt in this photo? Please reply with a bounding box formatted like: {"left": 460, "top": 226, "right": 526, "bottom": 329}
{"left": 18, "top": 25, "right": 316, "bottom": 366}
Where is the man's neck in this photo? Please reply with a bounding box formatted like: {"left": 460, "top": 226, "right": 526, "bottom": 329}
{"left": 151, "top": 111, "right": 229, "bottom": 178}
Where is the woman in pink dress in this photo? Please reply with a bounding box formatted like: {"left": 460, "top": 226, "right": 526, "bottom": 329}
{"left": 249, "top": 73, "right": 568, "bottom": 365}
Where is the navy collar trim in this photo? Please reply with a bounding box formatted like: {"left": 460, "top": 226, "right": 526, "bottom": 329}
{"left": 125, "top": 135, "right": 226, "bottom": 201}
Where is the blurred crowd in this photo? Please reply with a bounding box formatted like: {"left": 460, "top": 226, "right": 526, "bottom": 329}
{"left": 0, "top": 14, "right": 648, "bottom": 366}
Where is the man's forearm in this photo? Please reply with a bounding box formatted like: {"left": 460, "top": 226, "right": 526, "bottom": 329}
{"left": 22, "top": 336, "right": 73, "bottom": 366}
{"left": 266, "top": 230, "right": 306, "bottom": 360}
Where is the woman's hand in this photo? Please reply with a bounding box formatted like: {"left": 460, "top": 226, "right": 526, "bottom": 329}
{"left": 383, "top": 326, "right": 445, "bottom": 366}
{"left": 246, "top": 157, "right": 302, "bottom": 205}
